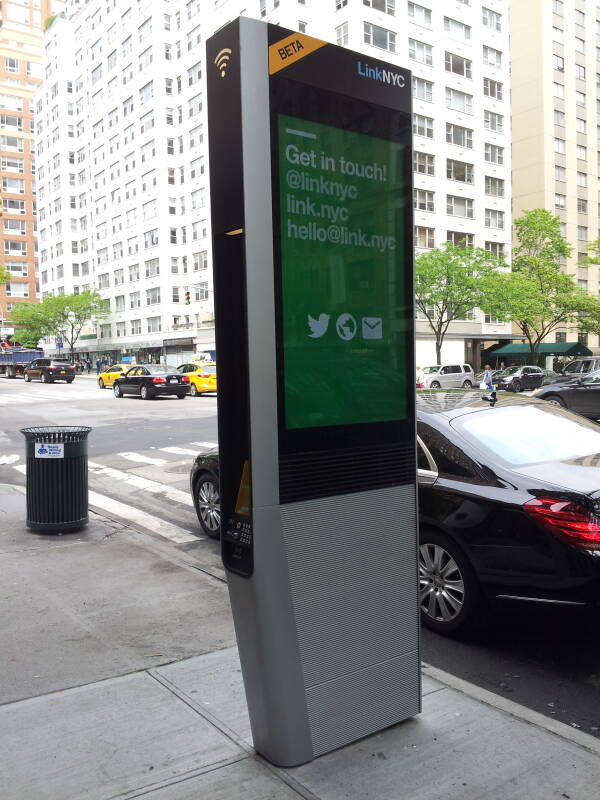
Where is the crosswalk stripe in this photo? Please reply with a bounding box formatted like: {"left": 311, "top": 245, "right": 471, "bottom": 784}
{"left": 160, "top": 446, "right": 204, "bottom": 456}
{"left": 0, "top": 454, "right": 20, "bottom": 465}
{"left": 88, "top": 460, "right": 194, "bottom": 507}
{"left": 190, "top": 441, "right": 218, "bottom": 449}
{"left": 117, "top": 452, "right": 168, "bottom": 466}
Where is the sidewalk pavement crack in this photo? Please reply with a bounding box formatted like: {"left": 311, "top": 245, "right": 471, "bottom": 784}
{"left": 146, "top": 669, "right": 321, "bottom": 800}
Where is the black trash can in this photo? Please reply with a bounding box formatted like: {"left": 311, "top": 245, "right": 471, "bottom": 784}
{"left": 20, "top": 426, "right": 92, "bottom": 533}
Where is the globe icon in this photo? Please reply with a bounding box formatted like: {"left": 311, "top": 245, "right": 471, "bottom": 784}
{"left": 336, "top": 313, "right": 357, "bottom": 341}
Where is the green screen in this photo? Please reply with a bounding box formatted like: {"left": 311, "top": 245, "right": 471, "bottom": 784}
{"left": 278, "top": 113, "right": 408, "bottom": 429}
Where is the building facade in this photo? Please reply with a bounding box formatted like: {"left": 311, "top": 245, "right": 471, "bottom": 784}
{"left": 0, "top": 0, "right": 64, "bottom": 337}
{"left": 36, "top": 0, "right": 511, "bottom": 367}
{"left": 511, "top": 0, "right": 600, "bottom": 355}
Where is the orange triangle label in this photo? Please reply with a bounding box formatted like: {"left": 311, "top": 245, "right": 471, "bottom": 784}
{"left": 269, "top": 32, "right": 327, "bottom": 75}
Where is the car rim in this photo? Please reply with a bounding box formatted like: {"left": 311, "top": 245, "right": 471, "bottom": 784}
{"left": 463, "top": 381, "right": 472, "bottom": 388}
{"left": 547, "top": 397, "right": 563, "bottom": 407}
{"left": 419, "top": 542, "right": 465, "bottom": 623}
{"left": 431, "top": 381, "right": 441, "bottom": 389}
{"left": 114, "top": 385, "right": 120, "bottom": 396}
{"left": 190, "top": 384, "right": 198, "bottom": 396}
{"left": 99, "top": 379, "right": 104, "bottom": 388}
{"left": 197, "top": 480, "right": 221, "bottom": 532}
{"left": 141, "top": 387, "right": 147, "bottom": 398}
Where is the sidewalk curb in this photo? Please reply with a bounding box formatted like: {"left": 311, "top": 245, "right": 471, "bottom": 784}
{"left": 422, "top": 662, "right": 600, "bottom": 755}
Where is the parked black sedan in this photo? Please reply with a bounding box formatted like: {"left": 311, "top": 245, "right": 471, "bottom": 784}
{"left": 24, "top": 357, "right": 75, "bottom": 383}
{"left": 495, "top": 365, "right": 544, "bottom": 392}
{"left": 113, "top": 364, "right": 189, "bottom": 399}
{"left": 531, "top": 369, "right": 600, "bottom": 419}
{"left": 190, "top": 393, "right": 600, "bottom": 637}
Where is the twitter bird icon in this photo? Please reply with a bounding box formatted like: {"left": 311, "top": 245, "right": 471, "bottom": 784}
{"left": 307, "top": 313, "right": 330, "bottom": 338}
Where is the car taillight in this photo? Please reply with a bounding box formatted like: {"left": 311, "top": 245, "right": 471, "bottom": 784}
{"left": 48, "top": 366, "right": 56, "bottom": 371}
{"left": 523, "top": 496, "right": 600, "bottom": 550}
{"left": 181, "top": 375, "right": 189, "bottom": 383}
{"left": 152, "top": 376, "right": 166, "bottom": 384}
{"left": 200, "top": 373, "right": 210, "bottom": 378}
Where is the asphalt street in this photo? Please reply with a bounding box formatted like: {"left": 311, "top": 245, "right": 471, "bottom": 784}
{"left": 0, "top": 373, "right": 599, "bottom": 737}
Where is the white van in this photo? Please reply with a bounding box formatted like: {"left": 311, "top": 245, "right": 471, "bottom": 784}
{"left": 421, "top": 364, "right": 475, "bottom": 389}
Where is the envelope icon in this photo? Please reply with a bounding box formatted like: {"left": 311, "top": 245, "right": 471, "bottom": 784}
{"left": 362, "top": 317, "right": 382, "bottom": 340}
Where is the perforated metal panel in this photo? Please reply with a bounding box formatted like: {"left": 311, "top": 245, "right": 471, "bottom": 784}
{"left": 280, "top": 484, "right": 420, "bottom": 755}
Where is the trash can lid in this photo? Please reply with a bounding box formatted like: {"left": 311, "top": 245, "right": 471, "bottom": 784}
{"left": 20, "top": 426, "right": 92, "bottom": 442}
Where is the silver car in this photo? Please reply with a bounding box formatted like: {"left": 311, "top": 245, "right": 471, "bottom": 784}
{"left": 422, "top": 364, "right": 475, "bottom": 389}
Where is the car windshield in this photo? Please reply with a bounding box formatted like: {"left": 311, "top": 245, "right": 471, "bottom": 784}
{"left": 498, "top": 367, "right": 520, "bottom": 376}
{"left": 199, "top": 365, "right": 216, "bottom": 374}
{"left": 422, "top": 366, "right": 440, "bottom": 374}
{"left": 454, "top": 404, "right": 600, "bottom": 466}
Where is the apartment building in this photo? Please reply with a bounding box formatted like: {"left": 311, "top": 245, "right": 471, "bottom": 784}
{"left": 36, "top": 0, "right": 215, "bottom": 363}
{"left": 0, "top": 0, "right": 64, "bottom": 337}
{"left": 511, "top": 0, "right": 600, "bottom": 355}
{"left": 37, "top": 0, "right": 511, "bottom": 367}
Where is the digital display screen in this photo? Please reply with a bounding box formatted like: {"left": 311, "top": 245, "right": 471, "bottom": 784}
{"left": 278, "top": 113, "right": 409, "bottom": 430}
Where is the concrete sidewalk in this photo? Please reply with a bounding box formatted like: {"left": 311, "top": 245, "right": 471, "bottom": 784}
{"left": 1, "top": 484, "right": 599, "bottom": 799}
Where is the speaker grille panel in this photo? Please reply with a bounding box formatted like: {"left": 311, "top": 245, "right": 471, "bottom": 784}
{"left": 280, "top": 484, "right": 420, "bottom": 753}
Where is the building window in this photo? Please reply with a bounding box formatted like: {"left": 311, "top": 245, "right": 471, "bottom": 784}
{"left": 554, "top": 138, "right": 566, "bottom": 154}
{"left": 485, "top": 176, "right": 504, "bottom": 197}
{"left": 407, "top": 3, "right": 431, "bottom": 27}
{"left": 130, "top": 291, "right": 141, "bottom": 308}
{"left": 412, "top": 113, "right": 433, "bottom": 138}
{"left": 578, "top": 226, "right": 588, "bottom": 241}
{"left": 363, "top": 22, "right": 396, "bottom": 53}
{"left": 577, "top": 171, "right": 587, "bottom": 188}
{"left": 575, "top": 64, "right": 585, "bottom": 81}
{"left": 98, "top": 273, "right": 110, "bottom": 289}
{"left": 445, "top": 51, "right": 471, "bottom": 79}
{"left": 447, "top": 231, "right": 474, "bottom": 249}
{"left": 484, "top": 110, "right": 503, "bottom": 133}
{"left": 554, "top": 193, "right": 566, "bottom": 209}
{"left": 444, "top": 17, "right": 470, "bottom": 41}
{"left": 446, "top": 123, "right": 473, "bottom": 149}
{"left": 446, "top": 88, "right": 472, "bottom": 114}
{"left": 577, "top": 198, "right": 588, "bottom": 214}
{"left": 446, "top": 159, "right": 474, "bottom": 184}
{"left": 336, "top": 22, "right": 349, "bottom": 46}
{"left": 553, "top": 54, "right": 564, "bottom": 72}
{"left": 147, "top": 316, "right": 162, "bottom": 333}
{"left": 193, "top": 251, "right": 208, "bottom": 271}
{"left": 413, "top": 151, "right": 434, "bottom": 175}
{"left": 363, "top": 0, "right": 395, "bottom": 14}
{"left": 483, "top": 78, "right": 502, "bottom": 100}
{"left": 446, "top": 195, "right": 474, "bottom": 218}
{"left": 414, "top": 226, "right": 434, "bottom": 249}
{"left": 131, "top": 319, "right": 142, "bottom": 335}
{"left": 485, "top": 241, "right": 504, "bottom": 259}
{"left": 555, "top": 331, "right": 567, "bottom": 344}
{"left": 413, "top": 77, "right": 433, "bottom": 101}
{"left": 554, "top": 109, "right": 565, "bottom": 127}
{"left": 146, "top": 287, "right": 160, "bottom": 305}
{"left": 576, "top": 118, "right": 586, "bottom": 135}
{"left": 145, "top": 258, "right": 159, "bottom": 277}
{"left": 408, "top": 38, "right": 432, "bottom": 65}
{"left": 482, "top": 7, "right": 501, "bottom": 31}
{"left": 553, "top": 82, "right": 565, "bottom": 99}
{"left": 577, "top": 144, "right": 587, "bottom": 160}
{"left": 555, "top": 165, "right": 566, "bottom": 182}
{"left": 485, "top": 209, "right": 504, "bottom": 229}
{"left": 575, "top": 37, "right": 585, "bottom": 54}
{"left": 483, "top": 46, "right": 502, "bottom": 68}
{"left": 413, "top": 188, "right": 434, "bottom": 212}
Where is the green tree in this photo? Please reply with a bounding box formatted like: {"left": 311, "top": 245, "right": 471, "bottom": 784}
{"left": 9, "top": 291, "right": 108, "bottom": 359}
{"left": 480, "top": 209, "right": 600, "bottom": 359}
{"left": 0, "top": 264, "right": 10, "bottom": 285}
{"left": 415, "top": 242, "right": 503, "bottom": 364}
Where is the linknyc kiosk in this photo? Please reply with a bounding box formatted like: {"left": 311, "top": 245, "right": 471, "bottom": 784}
{"left": 207, "top": 18, "right": 419, "bottom": 767}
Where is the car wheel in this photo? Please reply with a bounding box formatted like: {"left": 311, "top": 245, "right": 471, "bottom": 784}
{"left": 512, "top": 379, "right": 522, "bottom": 392}
{"left": 190, "top": 383, "right": 199, "bottom": 397}
{"left": 545, "top": 394, "right": 566, "bottom": 408}
{"left": 66, "top": 379, "right": 74, "bottom": 384}
{"left": 430, "top": 381, "right": 441, "bottom": 389}
{"left": 41, "top": 373, "right": 51, "bottom": 384}
{"left": 113, "top": 384, "right": 123, "bottom": 398}
{"left": 140, "top": 385, "right": 153, "bottom": 400}
{"left": 24, "top": 373, "right": 31, "bottom": 382}
{"left": 98, "top": 378, "right": 105, "bottom": 389}
{"left": 419, "top": 529, "right": 487, "bottom": 637}
{"left": 177, "top": 392, "right": 186, "bottom": 399}
{"left": 462, "top": 380, "right": 472, "bottom": 389}
{"left": 195, "top": 474, "right": 221, "bottom": 538}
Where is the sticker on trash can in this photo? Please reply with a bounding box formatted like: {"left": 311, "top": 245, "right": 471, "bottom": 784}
{"left": 35, "top": 443, "right": 64, "bottom": 459}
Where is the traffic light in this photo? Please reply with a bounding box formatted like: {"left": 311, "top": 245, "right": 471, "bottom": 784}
{"left": 184, "top": 290, "right": 191, "bottom": 305}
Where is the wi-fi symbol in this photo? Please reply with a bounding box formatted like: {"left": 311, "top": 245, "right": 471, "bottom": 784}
{"left": 214, "top": 48, "right": 232, "bottom": 78}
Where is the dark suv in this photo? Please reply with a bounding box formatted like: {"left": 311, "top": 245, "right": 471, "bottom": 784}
{"left": 24, "top": 358, "right": 75, "bottom": 383}
{"left": 495, "top": 365, "right": 544, "bottom": 392}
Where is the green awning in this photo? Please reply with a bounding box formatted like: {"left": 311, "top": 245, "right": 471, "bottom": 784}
{"left": 491, "top": 342, "right": 593, "bottom": 357}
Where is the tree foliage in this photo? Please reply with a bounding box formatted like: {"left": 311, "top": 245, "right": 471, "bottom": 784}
{"left": 415, "top": 242, "right": 503, "bottom": 364}
{"left": 480, "top": 209, "right": 600, "bottom": 357}
{"left": 9, "top": 291, "right": 108, "bottom": 358}
{"left": 0, "top": 264, "right": 10, "bottom": 286}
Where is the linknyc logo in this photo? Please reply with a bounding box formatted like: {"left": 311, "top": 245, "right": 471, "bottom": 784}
{"left": 357, "top": 60, "right": 405, "bottom": 88}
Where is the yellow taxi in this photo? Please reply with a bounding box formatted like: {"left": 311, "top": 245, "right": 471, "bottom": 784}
{"left": 98, "top": 363, "right": 133, "bottom": 389}
{"left": 177, "top": 361, "right": 217, "bottom": 397}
